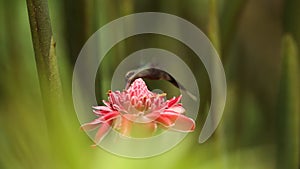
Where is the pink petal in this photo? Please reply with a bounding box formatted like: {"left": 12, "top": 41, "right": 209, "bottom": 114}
{"left": 171, "top": 116, "right": 195, "bottom": 132}
{"left": 164, "top": 105, "right": 185, "bottom": 114}
{"left": 80, "top": 118, "right": 102, "bottom": 131}
{"left": 155, "top": 115, "right": 173, "bottom": 127}
{"left": 92, "top": 106, "right": 113, "bottom": 115}
{"left": 167, "top": 95, "right": 182, "bottom": 108}
{"left": 102, "top": 100, "right": 111, "bottom": 107}
{"left": 100, "top": 111, "right": 120, "bottom": 121}
{"left": 161, "top": 112, "right": 195, "bottom": 132}
{"left": 81, "top": 123, "right": 99, "bottom": 131}
{"left": 92, "top": 106, "right": 112, "bottom": 112}
{"left": 144, "top": 111, "right": 161, "bottom": 121}
{"left": 160, "top": 112, "right": 180, "bottom": 122}
{"left": 94, "top": 121, "right": 112, "bottom": 145}
{"left": 109, "top": 92, "right": 118, "bottom": 105}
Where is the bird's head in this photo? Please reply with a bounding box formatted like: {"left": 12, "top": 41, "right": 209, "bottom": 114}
{"left": 125, "top": 70, "right": 136, "bottom": 81}
{"left": 125, "top": 70, "right": 136, "bottom": 89}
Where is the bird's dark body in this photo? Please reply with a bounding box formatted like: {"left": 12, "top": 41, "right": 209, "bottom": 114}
{"left": 125, "top": 66, "right": 196, "bottom": 100}
{"left": 125, "top": 67, "right": 179, "bottom": 89}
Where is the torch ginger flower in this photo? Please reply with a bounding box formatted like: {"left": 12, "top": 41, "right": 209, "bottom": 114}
{"left": 81, "top": 78, "right": 195, "bottom": 145}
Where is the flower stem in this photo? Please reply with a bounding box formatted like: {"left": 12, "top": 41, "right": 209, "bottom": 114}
{"left": 26, "top": 0, "right": 63, "bottom": 106}
{"left": 26, "top": 0, "right": 65, "bottom": 167}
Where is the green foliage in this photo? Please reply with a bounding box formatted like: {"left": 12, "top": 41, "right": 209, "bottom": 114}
{"left": 276, "top": 34, "right": 299, "bottom": 169}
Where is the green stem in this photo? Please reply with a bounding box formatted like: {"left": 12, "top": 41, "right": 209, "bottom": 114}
{"left": 220, "top": 0, "right": 247, "bottom": 62}
{"left": 26, "top": 0, "right": 63, "bottom": 105}
{"left": 276, "top": 34, "right": 299, "bottom": 169}
{"left": 62, "top": 0, "right": 89, "bottom": 65}
{"left": 26, "top": 0, "right": 65, "bottom": 167}
{"left": 208, "top": 0, "right": 221, "bottom": 54}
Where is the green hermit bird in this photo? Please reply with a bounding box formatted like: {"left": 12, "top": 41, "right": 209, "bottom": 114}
{"left": 125, "top": 65, "right": 197, "bottom": 101}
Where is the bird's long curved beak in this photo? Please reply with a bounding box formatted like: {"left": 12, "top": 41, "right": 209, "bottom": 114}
{"left": 125, "top": 82, "right": 131, "bottom": 90}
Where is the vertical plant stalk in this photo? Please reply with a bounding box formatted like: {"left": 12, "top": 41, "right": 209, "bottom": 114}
{"left": 207, "top": 0, "right": 222, "bottom": 130}
{"left": 276, "top": 34, "right": 299, "bottom": 169}
{"left": 220, "top": 0, "right": 247, "bottom": 62}
{"left": 284, "top": 0, "right": 300, "bottom": 51}
{"left": 208, "top": 0, "right": 221, "bottom": 54}
{"left": 62, "top": 0, "right": 89, "bottom": 66}
{"left": 207, "top": 0, "right": 228, "bottom": 167}
{"left": 26, "top": 0, "right": 65, "bottom": 167}
{"left": 25, "top": 1, "right": 83, "bottom": 168}
{"left": 26, "top": 0, "right": 63, "bottom": 116}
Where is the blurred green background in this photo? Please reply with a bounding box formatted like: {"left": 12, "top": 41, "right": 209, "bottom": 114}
{"left": 0, "top": 0, "right": 299, "bottom": 169}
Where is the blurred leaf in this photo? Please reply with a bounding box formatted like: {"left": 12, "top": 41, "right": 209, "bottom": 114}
{"left": 284, "top": 0, "right": 300, "bottom": 51}
{"left": 276, "top": 34, "right": 300, "bottom": 169}
{"left": 208, "top": 0, "right": 221, "bottom": 54}
{"left": 220, "top": 0, "right": 247, "bottom": 61}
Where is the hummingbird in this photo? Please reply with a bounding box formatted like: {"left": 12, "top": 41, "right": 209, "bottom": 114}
{"left": 125, "top": 65, "right": 197, "bottom": 101}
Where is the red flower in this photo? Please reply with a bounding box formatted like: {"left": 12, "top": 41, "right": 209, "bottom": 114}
{"left": 81, "top": 78, "right": 195, "bottom": 145}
